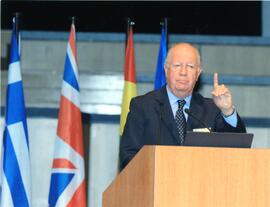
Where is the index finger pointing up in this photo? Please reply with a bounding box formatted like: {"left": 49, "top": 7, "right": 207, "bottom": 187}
{"left": 214, "top": 72, "right": 219, "bottom": 87}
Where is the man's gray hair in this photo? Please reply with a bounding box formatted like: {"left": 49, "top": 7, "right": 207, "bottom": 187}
{"left": 164, "top": 43, "right": 201, "bottom": 69}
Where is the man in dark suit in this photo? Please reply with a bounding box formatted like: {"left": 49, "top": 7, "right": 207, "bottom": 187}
{"left": 120, "top": 43, "right": 246, "bottom": 170}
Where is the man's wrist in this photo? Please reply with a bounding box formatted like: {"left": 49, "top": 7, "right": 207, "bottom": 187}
{"left": 222, "top": 107, "right": 235, "bottom": 118}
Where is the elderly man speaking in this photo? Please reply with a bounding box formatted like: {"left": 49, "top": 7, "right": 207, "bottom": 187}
{"left": 120, "top": 43, "right": 246, "bottom": 170}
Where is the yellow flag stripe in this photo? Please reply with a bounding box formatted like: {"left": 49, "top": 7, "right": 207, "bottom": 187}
{"left": 120, "top": 81, "right": 137, "bottom": 136}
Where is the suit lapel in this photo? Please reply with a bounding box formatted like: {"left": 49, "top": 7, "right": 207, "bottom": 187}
{"left": 154, "top": 86, "right": 181, "bottom": 144}
{"left": 186, "top": 93, "right": 205, "bottom": 131}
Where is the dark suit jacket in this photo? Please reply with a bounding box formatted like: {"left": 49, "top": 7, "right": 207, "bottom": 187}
{"left": 120, "top": 86, "right": 246, "bottom": 170}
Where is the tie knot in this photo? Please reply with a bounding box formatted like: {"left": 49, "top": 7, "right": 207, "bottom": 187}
{"left": 177, "top": 100, "right": 186, "bottom": 109}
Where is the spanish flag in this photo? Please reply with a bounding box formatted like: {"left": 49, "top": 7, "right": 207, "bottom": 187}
{"left": 120, "top": 26, "right": 137, "bottom": 136}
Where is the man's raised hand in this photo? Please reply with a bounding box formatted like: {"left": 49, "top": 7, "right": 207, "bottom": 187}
{"left": 212, "top": 73, "right": 234, "bottom": 116}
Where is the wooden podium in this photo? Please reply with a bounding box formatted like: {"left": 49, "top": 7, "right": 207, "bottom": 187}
{"left": 103, "top": 146, "right": 270, "bottom": 207}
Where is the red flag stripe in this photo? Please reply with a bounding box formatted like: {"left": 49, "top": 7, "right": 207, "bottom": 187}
{"left": 67, "top": 181, "right": 86, "bottom": 207}
{"left": 124, "top": 27, "right": 136, "bottom": 83}
{"left": 52, "top": 159, "right": 76, "bottom": 169}
{"left": 57, "top": 95, "right": 84, "bottom": 157}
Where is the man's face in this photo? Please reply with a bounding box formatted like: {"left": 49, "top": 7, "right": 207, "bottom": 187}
{"left": 165, "top": 44, "right": 202, "bottom": 98}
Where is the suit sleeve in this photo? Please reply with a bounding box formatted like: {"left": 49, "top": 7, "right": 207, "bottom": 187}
{"left": 120, "top": 98, "right": 145, "bottom": 170}
{"left": 215, "top": 112, "right": 246, "bottom": 133}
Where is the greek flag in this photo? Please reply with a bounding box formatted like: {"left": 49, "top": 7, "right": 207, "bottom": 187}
{"left": 1, "top": 17, "right": 31, "bottom": 207}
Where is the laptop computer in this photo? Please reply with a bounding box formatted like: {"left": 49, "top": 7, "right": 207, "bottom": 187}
{"left": 184, "top": 132, "right": 253, "bottom": 148}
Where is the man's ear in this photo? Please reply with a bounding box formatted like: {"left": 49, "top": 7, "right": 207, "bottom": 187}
{"left": 196, "top": 67, "right": 202, "bottom": 80}
{"left": 164, "top": 63, "right": 169, "bottom": 77}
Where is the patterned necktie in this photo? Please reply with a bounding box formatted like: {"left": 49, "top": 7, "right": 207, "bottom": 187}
{"left": 175, "top": 100, "right": 186, "bottom": 145}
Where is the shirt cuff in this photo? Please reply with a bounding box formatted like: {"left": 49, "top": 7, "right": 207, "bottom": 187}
{"left": 223, "top": 110, "right": 237, "bottom": 127}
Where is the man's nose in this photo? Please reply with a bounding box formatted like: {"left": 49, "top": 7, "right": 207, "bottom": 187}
{"left": 179, "top": 65, "right": 188, "bottom": 75}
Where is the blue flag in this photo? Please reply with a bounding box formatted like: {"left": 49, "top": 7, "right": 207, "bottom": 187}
{"left": 154, "top": 25, "right": 167, "bottom": 89}
{"left": 1, "top": 17, "right": 31, "bottom": 207}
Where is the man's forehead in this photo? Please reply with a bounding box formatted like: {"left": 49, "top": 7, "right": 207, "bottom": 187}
{"left": 170, "top": 50, "right": 198, "bottom": 60}
{"left": 168, "top": 44, "right": 200, "bottom": 63}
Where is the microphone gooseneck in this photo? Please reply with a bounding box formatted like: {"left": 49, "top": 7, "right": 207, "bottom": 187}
{"left": 184, "top": 108, "right": 212, "bottom": 133}
{"left": 155, "top": 100, "right": 164, "bottom": 145}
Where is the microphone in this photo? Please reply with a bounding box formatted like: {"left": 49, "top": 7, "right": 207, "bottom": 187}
{"left": 184, "top": 108, "right": 212, "bottom": 133}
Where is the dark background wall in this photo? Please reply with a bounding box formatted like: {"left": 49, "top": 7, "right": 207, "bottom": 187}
{"left": 1, "top": 1, "right": 261, "bottom": 35}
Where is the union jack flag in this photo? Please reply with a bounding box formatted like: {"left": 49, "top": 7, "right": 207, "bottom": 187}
{"left": 48, "top": 22, "right": 86, "bottom": 207}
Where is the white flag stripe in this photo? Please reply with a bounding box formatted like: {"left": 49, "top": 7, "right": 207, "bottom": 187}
{"left": 61, "top": 80, "right": 80, "bottom": 108}
{"left": 8, "top": 62, "right": 22, "bottom": 84}
{"left": 1, "top": 173, "right": 15, "bottom": 207}
{"left": 67, "top": 44, "right": 79, "bottom": 81}
{"left": 55, "top": 173, "right": 82, "bottom": 207}
{"left": 7, "top": 122, "right": 31, "bottom": 203}
{"left": 51, "top": 169, "right": 77, "bottom": 174}
{"left": 54, "top": 137, "right": 85, "bottom": 177}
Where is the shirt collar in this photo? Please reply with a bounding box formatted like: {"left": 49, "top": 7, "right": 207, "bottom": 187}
{"left": 166, "top": 85, "right": 192, "bottom": 108}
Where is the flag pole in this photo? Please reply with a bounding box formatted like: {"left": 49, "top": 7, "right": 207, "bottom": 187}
{"left": 160, "top": 18, "right": 168, "bottom": 49}
{"left": 14, "top": 12, "right": 21, "bottom": 41}
{"left": 71, "top": 16, "right": 76, "bottom": 25}
{"left": 71, "top": 16, "right": 76, "bottom": 42}
{"left": 125, "top": 18, "right": 135, "bottom": 49}
{"left": 163, "top": 17, "right": 168, "bottom": 49}
{"left": 125, "top": 18, "right": 130, "bottom": 49}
